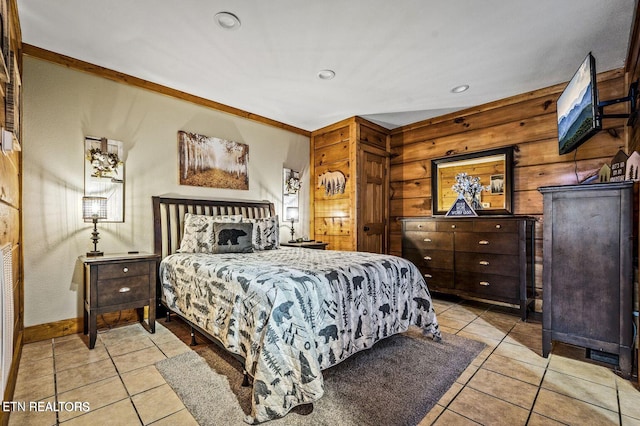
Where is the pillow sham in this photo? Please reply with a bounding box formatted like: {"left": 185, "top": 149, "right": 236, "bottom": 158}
{"left": 213, "top": 214, "right": 243, "bottom": 223}
{"left": 178, "top": 213, "right": 216, "bottom": 253}
{"left": 213, "top": 222, "right": 254, "bottom": 254}
{"left": 244, "top": 215, "right": 280, "bottom": 250}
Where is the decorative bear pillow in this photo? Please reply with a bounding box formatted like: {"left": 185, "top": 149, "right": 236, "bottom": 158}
{"left": 213, "top": 222, "right": 254, "bottom": 254}
{"left": 178, "top": 213, "right": 216, "bottom": 253}
{"left": 244, "top": 216, "right": 280, "bottom": 250}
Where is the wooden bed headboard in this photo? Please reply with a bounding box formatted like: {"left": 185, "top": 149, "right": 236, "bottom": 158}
{"left": 152, "top": 194, "right": 276, "bottom": 258}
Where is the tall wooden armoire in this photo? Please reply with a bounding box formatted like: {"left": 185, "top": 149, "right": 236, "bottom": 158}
{"left": 310, "top": 117, "right": 390, "bottom": 253}
{"left": 538, "top": 182, "right": 634, "bottom": 378}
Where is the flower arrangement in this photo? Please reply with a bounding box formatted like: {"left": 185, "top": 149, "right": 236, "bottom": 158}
{"left": 87, "top": 148, "right": 121, "bottom": 178}
{"left": 452, "top": 172, "right": 489, "bottom": 208}
{"left": 286, "top": 176, "right": 301, "bottom": 194}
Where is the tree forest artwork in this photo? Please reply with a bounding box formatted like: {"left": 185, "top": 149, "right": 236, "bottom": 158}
{"left": 178, "top": 131, "right": 249, "bottom": 190}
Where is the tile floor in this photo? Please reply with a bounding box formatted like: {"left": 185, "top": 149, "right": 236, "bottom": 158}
{"left": 8, "top": 297, "right": 640, "bottom": 425}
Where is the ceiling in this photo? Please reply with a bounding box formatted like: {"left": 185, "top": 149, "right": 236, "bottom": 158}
{"left": 16, "top": 0, "right": 638, "bottom": 132}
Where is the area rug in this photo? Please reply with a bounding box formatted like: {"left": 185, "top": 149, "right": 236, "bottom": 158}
{"left": 156, "top": 328, "right": 485, "bottom": 426}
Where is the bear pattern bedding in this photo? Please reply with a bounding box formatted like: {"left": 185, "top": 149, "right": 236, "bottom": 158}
{"left": 159, "top": 247, "right": 440, "bottom": 423}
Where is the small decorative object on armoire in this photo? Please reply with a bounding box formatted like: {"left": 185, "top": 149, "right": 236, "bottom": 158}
{"left": 82, "top": 196, "right": 108, "bottom": 257}
{"left": 286, "top": 207, "right": 299, "bottom": 243}
{"left": 538, "top": 182, "right": 634, "bottom": 378}
{"left": 609, "top": 150, "right": 628, "bottom": 182}
{"left": 625, "top": 151, "right": 640, "bottom": 181}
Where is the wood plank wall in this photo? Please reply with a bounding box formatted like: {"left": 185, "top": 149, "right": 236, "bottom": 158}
{"left": 311, "top": 119, "right": 355, "bottom": 251}
{"left": 0, "top": 0, "right": 22, "bottom": 422}
{"left": 389, "top": 68, "right": 629, "bottom": 308}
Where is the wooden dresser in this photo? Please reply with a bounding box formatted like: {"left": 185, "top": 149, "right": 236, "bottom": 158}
{"left": 539, "top": 182, "right": 634, "bottom": 377}
{"left": 401, "top": 216, "right": 535, "bottom": 319}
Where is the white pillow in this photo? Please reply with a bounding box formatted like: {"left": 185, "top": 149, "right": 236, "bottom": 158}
{"left": 178, "top": 213, "right": 216, "bottom": 253}
{"left": 244, "top": 216, "right": 280, "bottom": 250}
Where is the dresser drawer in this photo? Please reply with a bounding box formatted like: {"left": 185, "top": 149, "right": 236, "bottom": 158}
{"left": 473, "top": 220, "right": 518, "bottom": 233}
{"left": 420, "top": 268, "right": 455, "bottom": 290}
{"left": 455, "top": 232, "right": 518, "bottom": 254}
{"left": 455, "top": 252, "right": 519, "bottom": 277}
{"left": 97, "top": 275, "right": 150, "bottom": 307}
{"left": 97, "top": 261, "right": 151, "bottom": 279}
{"left": 403, "top": 231, "right": 453, "bottom": 251}
{"left": 455, "top": 272, "right": 519, "bottom": 301}
{"left": 404, "top": 248, "right": 454, "bottom": 270}
{"left": 436, "top": 220, "right": 473, "bottom": 232}
{"left": 403, "top": 221, "right": 436, "bottom": 232}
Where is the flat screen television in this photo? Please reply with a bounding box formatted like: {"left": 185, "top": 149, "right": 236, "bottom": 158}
{"left": 556, "top": 53, "right": 601, "bottom": 155}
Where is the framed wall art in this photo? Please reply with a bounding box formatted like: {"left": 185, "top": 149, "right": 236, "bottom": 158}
{"left": 178, "top": 131, "right": 249, "bottom": 190}
{"left": 84, "top": 136, "right": 125, "bottom": 222}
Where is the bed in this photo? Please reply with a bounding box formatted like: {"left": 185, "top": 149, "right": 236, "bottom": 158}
{"left": 152, "top": 195, "right": 440, "bottom": 424}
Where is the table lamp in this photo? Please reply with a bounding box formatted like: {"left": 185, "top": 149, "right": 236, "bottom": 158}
{"left": 286, "top": 207, "right": 299, "bottom": 243}
{"left": 82, "top": 196, "right": 108, "bottom": 256}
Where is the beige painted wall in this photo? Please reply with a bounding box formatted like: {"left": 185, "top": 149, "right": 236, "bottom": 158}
{"left": 22, "top": 57, "right": 310, "bottom": 327}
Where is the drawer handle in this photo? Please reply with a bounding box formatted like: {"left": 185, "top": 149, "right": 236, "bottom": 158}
{"left": 495, "top": 224, "right": 502, "bottom": 229}
{"left": 423, "top": 238, "right": 432, "bottom": 242}
{"left": 123, "top": 267, "right": 129, "bottom": 273}
{"left": 423, "top": 256, "right": 432, "bottom": 261}
{"left": 417, "top": 224, "right": 422, "bottom": 229}
{"left": 451, "top": 224, "right": 456, "bottom": 229}
{"left": 478, "top": 240, "right": 489, "bottom": 245}
{"left": 479, "top": 260, "right": 489, "bottom": 266}
{"left": 424, "top": 274, "right": 432, "bottom": 278}
{"left": 479, "top": 281, "right": 490, "bottom": 286}
{"left": 119, "top": 287, "right": 131, "bottom": 293}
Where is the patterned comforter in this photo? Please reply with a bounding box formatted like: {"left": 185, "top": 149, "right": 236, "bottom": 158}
{"left": 159, "top": 247, "right": 440, "bottom": 423}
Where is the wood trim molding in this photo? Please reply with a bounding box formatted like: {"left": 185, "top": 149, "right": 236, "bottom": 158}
{"left": 22, "top": 43, "right": 311, "bottom": 137}
{"left": 23, "top": 310, "right": 142, "bottom": 343}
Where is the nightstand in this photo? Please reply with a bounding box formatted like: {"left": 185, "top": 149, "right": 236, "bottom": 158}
{"left": 81, "top": 252, "right": 160, "bottom": 349}
{"left": 281, "top": 241, "right": 329, "bottom": 250}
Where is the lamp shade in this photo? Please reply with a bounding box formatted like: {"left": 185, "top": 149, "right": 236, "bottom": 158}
{"left": 286, "top": 206, "right": 299, "bottom": 222}
{"left": 82, "top": 196, "right": 108, "bottom": 220}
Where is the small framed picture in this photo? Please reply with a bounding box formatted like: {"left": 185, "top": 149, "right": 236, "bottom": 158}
{"left": 490, "top": 174, "right": 504, "bottom": 194}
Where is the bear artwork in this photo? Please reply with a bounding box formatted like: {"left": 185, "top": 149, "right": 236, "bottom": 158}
{"left": 217, "top": 228, "right": 247, "bottom": 246}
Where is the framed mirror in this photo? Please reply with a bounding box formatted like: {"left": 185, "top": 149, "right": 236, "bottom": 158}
{"left": 431, "top": 146, "right": 514, "bottom": 215}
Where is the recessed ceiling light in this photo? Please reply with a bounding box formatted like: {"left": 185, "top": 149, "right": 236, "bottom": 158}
{"left": 317, "top": 69, "right": 336, "bottom": 80}
{"left": 214, "top": 12, "right": 241, "bottom": 30}
{"left": 451, "top": 84, "right": 470, "bottom": 93}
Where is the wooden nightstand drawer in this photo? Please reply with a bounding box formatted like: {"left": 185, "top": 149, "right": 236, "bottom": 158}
{"left": 97, "top": 275, "right": 150, "bottom": 307}
{"left": 97, "top": 261, "right": 150, "bottom": 279}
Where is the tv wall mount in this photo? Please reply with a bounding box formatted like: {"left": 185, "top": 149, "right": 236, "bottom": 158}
{"left": 597, "top": 80, "right": 639, "bottom": 126}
